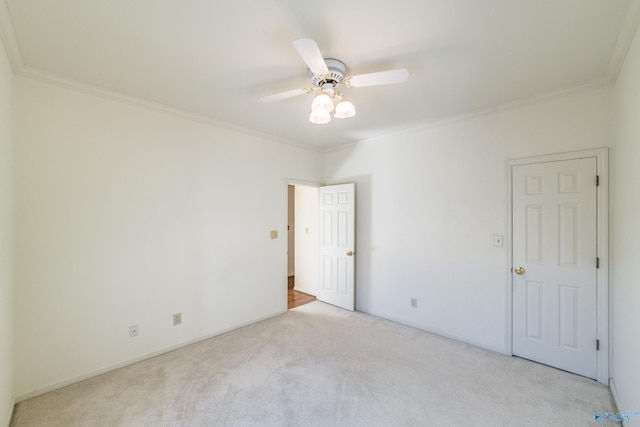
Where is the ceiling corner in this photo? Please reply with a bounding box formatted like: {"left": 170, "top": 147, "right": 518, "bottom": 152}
{"left": 0, "top": 0, "right": 23, "bottom": 73}
{"left": 607, "top": 0, "right": 640, "bottom": 83}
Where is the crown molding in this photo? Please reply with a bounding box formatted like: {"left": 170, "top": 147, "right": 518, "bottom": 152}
{"left": 3, "top": 0, "right": 631, "bottom": 155}
{"left": 325, "top": 77, "right": 612, "bottom": 154}
{"left": 0, "top": 0, "right": 23, "bottom": 72}
{"left": 607, "top": 0, "right": 640, "bottom": 83}
{"left": 18, "top": 65, "right": 324, "bottom": 153}
{"left": 1, "top": 1, "right": 322, "bottom": 154}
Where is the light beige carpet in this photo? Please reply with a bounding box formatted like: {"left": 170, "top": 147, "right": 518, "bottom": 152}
{"left": 11, "top": 301, "right": 616, "bottom": 426}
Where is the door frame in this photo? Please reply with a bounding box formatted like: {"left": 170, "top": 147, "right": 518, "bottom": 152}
{"left": 505, "top": 148, "right": 609, "bottom": 384}
{"left": 284, "top": 179, "right": 321, "bottom": 304}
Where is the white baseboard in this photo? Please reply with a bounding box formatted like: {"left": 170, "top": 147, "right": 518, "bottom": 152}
{"left": 609, "top": 378, "right": 628, "bottom": 427}
{"left": 364, "top": 310, "right": 509, "bottom": 355}
{"left": 14, "top": 309, "right": 286, "bottom": 403}
{"left": 3, "top": 396, "right": 15, "bottom": 427}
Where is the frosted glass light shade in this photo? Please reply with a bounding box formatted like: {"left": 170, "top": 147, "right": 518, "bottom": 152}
{"left": 311, "top": 93, "right": 334, "bottom": 113}
{"left": 334, "top": 100, "right": 356, "bottom": 119}
{"left": 309, "top": 105, "right": 331, "bottom": 124}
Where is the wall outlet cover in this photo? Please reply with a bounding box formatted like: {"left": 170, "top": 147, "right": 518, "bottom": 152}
{"left": 129, "top": 325, "right": 139, "bottom": 337}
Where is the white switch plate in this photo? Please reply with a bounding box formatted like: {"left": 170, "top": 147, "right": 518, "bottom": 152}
{"left": 494, "top": 235, "right": 503, "bottom": 247}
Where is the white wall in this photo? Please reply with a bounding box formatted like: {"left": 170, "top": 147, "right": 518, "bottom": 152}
{"left": 612, "top": 23, "right": 640, "bottom": 424}
{"left": 294, "top": 186, "right": 318, "bottom": 296}
{"left": 13, "top": 77, "right": 323, "bottom": 399}
{"left": 324, "top": 85, "right": 614, "bottom": 353}
{"left": 0, "top": 34, "right": 15, "bottom": 427}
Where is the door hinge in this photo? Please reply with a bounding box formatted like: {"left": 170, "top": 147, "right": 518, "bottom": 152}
{"left": 596, "top": 257, "right": 600, "bottom": 268}
{"left": 596, "top": 339, "right": 600, "bottom": 351}
{"left": 596, "top": 175, "right": 600, "bottom": 187}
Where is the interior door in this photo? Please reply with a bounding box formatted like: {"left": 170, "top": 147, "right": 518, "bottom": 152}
{"left": 317, "top": 183, "right": 355, "bottom": 311}
{"left": 512, "top": 158, "right": 598, "bottom": 379}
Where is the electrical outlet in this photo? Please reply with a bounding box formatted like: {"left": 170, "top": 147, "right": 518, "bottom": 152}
{"left": 129, "top": 325, "right": 139, "bottom": 337}
{"left": 173, "top": 313, "right": 182, "bottom": 326}
{"left": 410, "top": 297, "right": 418, "bottom": 308}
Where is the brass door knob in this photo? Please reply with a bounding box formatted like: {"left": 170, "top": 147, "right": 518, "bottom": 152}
{"left": 346, "top": 251, "right": 354, "bottom": 256}
{"left": 514, "top": 266, "right": 525, "bottom": 275}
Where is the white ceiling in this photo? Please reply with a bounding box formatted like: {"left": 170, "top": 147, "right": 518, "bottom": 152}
{"left": 1, "top": 0, "right": 634, "bottom": 149}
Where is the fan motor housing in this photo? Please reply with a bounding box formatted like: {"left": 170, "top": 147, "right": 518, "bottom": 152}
{"left": 311, "top": 58, "right": 346, "bottom": 87}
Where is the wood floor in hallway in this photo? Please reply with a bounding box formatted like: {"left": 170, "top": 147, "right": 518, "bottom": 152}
{"left": 288, "top": 289, "right": 315, "bottom": 309}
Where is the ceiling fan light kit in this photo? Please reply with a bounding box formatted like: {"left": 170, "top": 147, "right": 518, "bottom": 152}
{"left": 309, "top": 104, "right": 331, "bottom": 124}
{"left": 309, "top": 87, "right": 356, "bottom": 124}
{"left": 334, "top": 98, "right": 356, "bottom": 119}
{"left": 311, "top": 91, "right": 334, "bottom": 113}
{"left": 261, "top": 38, "right": 408, "bottom": 125}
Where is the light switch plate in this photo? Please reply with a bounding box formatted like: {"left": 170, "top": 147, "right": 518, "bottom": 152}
{"left": 494, "top": 235, "right": 503, "bottom": 247}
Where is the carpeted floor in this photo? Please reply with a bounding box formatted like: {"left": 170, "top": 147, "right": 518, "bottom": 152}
{"left": 10, "top": 301, "right": 616, "bottom": 426}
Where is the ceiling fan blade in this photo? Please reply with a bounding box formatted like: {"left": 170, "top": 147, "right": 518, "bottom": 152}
{"left": 347, "top": 68, "right": 409, "bottom": 88}
{"left": 292, "top": 38, "right": 329, "bottom": 76}
{"left": 260, "top": 88, "right": 313, "bottom": 103}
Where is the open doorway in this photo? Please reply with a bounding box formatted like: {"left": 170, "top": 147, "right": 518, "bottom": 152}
{"left": 287, "top": 183, "right": 319, "bottom": 309}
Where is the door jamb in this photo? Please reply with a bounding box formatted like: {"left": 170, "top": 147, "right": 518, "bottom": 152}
{"left": 284, "top": 179, "right": 322, "bottom": 307}
{"left": 505, "top": 148, "right": 609, "bottom": 385}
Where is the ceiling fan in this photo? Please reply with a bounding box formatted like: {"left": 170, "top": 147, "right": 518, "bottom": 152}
{"left": 260, "top": 38, "right": 409, "bottom": 124}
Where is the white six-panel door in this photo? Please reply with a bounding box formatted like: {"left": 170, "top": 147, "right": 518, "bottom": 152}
{"left": 512, "top": 158, "right": 598, "bottom": 379}
{"left": 317, "top": 183, "right": 355, "bottom": 311}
